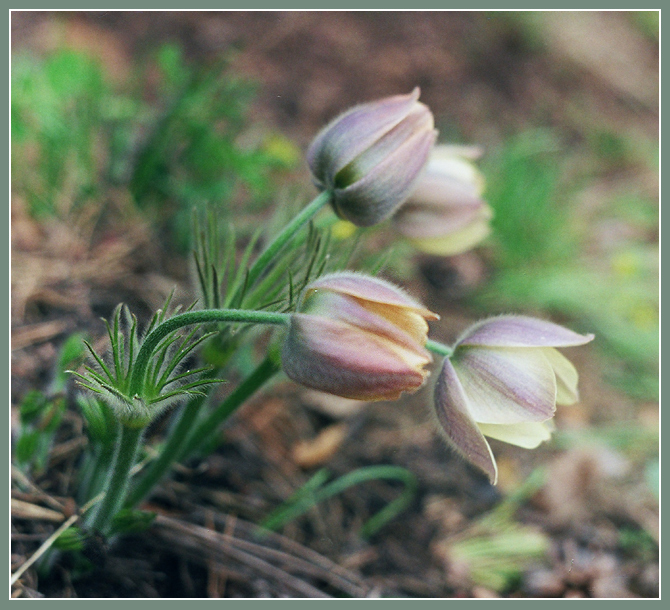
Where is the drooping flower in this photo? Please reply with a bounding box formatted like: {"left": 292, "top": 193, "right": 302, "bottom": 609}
{"left": 433, "top": 316, "right": 594, "bottom": 484}
{"left": 393, "top": 144, "right": 493, "bottom": 256}
{"left": 282, "top": 272, "right": 439, "bottom": 401}
{"left": 307, "top": 88, "right": 438, "bottom": 227}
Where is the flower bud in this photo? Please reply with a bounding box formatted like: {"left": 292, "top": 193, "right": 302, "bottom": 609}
{"left": 282, "top": 272, "right": 439, "bottom": 401}
{"left": 393, "top": 145, "right": 493, "bottom": 256}
{"left": 432, "top": 316, "right": 594, "bottom": 484}
{"left": 307, "top": 88, "right": 437, "bottom": 227}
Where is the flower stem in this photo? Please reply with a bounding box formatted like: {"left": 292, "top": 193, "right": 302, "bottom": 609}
{"left": 128, "top": 309, "right": 289, "bottom": 397}
{"left": 238, "top": 190, "right": 331, "bottom": 298}
{"left": 179, "top": 355, "right": 281, "bottom": 460}
{"left": 123, "top": 392, "right": 207, "bottom": 510}
{"left": 425, "top": 339, "right": 454, "bottom": 358}
{"left": 77, "top": 429, "right": 119, "bottom": 505}
{"left": 86, "top": 425, "right": 143, "bottom": 535}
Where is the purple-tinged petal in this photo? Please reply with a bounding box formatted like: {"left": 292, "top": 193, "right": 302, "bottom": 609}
{"left": 414, "top": 153, "right": 485, "bottom": 200}
{"left": 406, "top": 213, "right": 492, "bottom": 257}
{"left": 434, "top": 358, "right": 498, "bottom": 484}
{"left": 307, "top": 89, "right": 422, "bottom": 185}
{"left": 282, "top": 314, "right": 430, "bottom": 401}
{"left": 395, "top": 201, "right": 492, "bottom": 246}
{"left": 302, "top": 290, "right": 431, "bottom": 357}
{"left": 452, "top": 346, "right": 557, "bottom": 424}
{"left": 543, "top": 348, "right": 580, "bottom": 405}
{"left": 333, "top": 126, "right": 438, "bottom": 226}
{"left": 393, "top": 198, "right": 486, "bottom": 239}
{"left": 458, "top": 316, "right": 595, "bottom": 348}
{"left": 336, "top": 101, "right": 434, "bottom": 184}
{"left": 306, "top": 272, "right": 438, "bottom": 320}
{"left": 477, "top": 420, "right": 554, "bottom": 449}
{"left": 284, "top": 273, "right": 436, "bottom": 401}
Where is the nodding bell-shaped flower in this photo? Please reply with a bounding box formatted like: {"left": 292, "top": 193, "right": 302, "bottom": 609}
{"left": 281, "top": 272, "right": 439, "bottom": 401}
{"left": 307, "top": 88, "right": 438, "bottom": 227}
{"left": 433, "top": 316, "right": 594, "bottom": 484}
{"left": 393, "top": 144, "right": 493, "bottom": 256}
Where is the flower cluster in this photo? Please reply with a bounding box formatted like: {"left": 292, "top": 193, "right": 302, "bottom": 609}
{"left": 292, "top": 91, "right": 594, "bottom": 482}
{"left": 68, "top": 88, "right": 595, "bottom": 550}
{"left": 308, "top": 89, "right": 492, "bottom": 254}
{"left": 280, "top": 272, "right": 593, "bottom": 482}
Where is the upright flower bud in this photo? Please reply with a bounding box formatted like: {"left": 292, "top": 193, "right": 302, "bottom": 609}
{"left": 393, "top": 145, "right": 493, "bottom": 256}
{"left": 432, "top": 316, "right": 594, "bottom": 484}
{"left": 307, "top": 89, "right": 437, "bottom": 227}
{"left": 282, "top": 272, "right": 439, "bottom": 401}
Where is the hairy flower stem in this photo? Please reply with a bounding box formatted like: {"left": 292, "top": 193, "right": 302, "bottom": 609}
{"left": 425, "top": 339, "right": 454, "bottom": 358}
{"left": 86, "top": 425, "right": 143, "bottom": 535}
{"left": 237, "top": 191, "right": 331, "bottom": 298}
{"left": 128, "top": 309, "right": 289, "bottom": 398}
{"left": 78, "top": 427, "right": 119, "bottom": 505}
{"left": 123, "top": 392, "right": 207, "bottom": 510}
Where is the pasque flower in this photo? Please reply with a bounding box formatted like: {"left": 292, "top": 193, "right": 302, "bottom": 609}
{"left": 281, "top": 272, "right": 439, "bottom": 401}
{"left": 307, "top": 88, "right": 437, "bottom": 227}
{"left": 393, "top": 145, "right": 493, "bottom": 256}
{"left": 433, "top": 316, "right": 594, "bottom": 484}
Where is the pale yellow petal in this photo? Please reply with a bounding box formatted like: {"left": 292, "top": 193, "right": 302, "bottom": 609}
{"left": 409, "top": 215, "right": 491, "bottom": 256}
{"left": 478, "top": 420, "right": 555, "bottom": 449}
{"left": 543, "top": 347, "right": 579, "bottom": 405}
{"left": 361, "top": 301, "right": 430, "bottom": 344}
